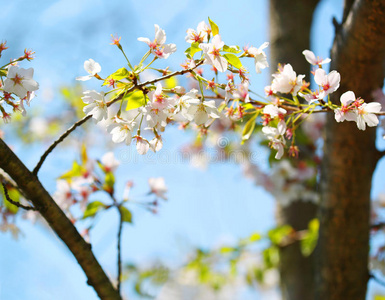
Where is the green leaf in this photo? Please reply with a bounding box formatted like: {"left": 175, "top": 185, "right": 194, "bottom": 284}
{"left": 241, "top": 103, "right": 255, "bottom": 111}
{"left": 0, "top": 69, "right": 7, "bottom": 77}
{"left": 268, "top": 225, "right": 293, "bottom": 246}
{"left": 374, "top": 296, "right": 385, "bottom": 300}
{"left": 83, "top": 201, "right": 106, "bottom": 219}
{"left": 208, "top": 17, "right": 219, "bottom": 36}
{"left": 262, "top": 246, "right": 279, "bottom": 269}
{"left": 300, "top": 218, "right": 319, "bottom": 256}
{"left": 59, "top": 161, "right": 83, "bottom": 179}
{"left": 2, "top": 188, "right": 20, "bottom": 214}
{"left": 103, "top": 67, "right": 129, "bottom": 85}
{"left": 105, "top": 172, "right": 115, "bottom": 189}
{"left": 249, "top": 232, "right": 262, "bottom": 242}
{"left": 120, "top": 206, "right": 133, "bottom": 223}
{"left": 125, "top": 90, "right": 147, "bottom": 111}
{"left": 223, "top": 53, "right": 242, "bottom": 69}
{"left": 219, "top": 246, "right": 235, "bottom": 254}
{"left": 80, "top": 144, "right": 88, "bottom": 165}
{"left": 242, "top": 112, "right": 258, "bottom": 143}
{"left": 223, "top": 45, "right": 241, "bottom": 54}
{"left": 185, "top": 42, "right": 202, "bottom": 59}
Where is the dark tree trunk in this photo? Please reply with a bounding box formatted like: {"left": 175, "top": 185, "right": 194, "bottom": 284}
{"left": 317, "top": 1, "right": 385, "bottom": 299}
{"left": 269, "top": 1, "right": 320, "bottom": 299}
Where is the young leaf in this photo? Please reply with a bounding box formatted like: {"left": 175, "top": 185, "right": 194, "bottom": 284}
{"left": 83, "top": 201, "right": 106, "bottom": 219}
{"left": 223, "top": 45, "right": 241, "bottom": 54}
{"left": 190, "top": 42, "right": 202, "bottom": 57}
{"left": 104, "top": 172, "right": 115, "bottom": 192}
{"left": 223, "top": 53, "right": 242, "bottom": 69}
{"left": 125, "top": 90, "right": 147, "bottom": 111}
{"left": 59, "top": 161, "right": 83, "bottom": 179}
{"left": 242, "top": 112, "right": 259, "bottom": 143}
{"left": 103, "top": 67, "right": 129, "bottom": 85}
{"left": 300, "top": 218, "right": 319, "bottom": 256}
{"left": 2, "top": 188, "right": 21, "bottom": 214}
{"left": 208, "top": 17, "right": 219, "bottom": 36}
{"left": 119, "top": 206, "right": 133, "bottom": 223}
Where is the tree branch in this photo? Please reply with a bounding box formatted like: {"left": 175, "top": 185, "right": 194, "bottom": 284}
{"left": 33, "top": 115, "right": 92, "bottom": 175}
{"left": 0, "top": 138, "right": 121, "bottom": 300}
{"left": 1, "top": 182, "right": 36, "bottom": 211}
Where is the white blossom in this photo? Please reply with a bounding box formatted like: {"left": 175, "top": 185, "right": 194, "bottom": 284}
{"left": 76, "top": 59, "right": 101, "bottom": 81}
{"left": 82, "top": 90, "right": 108, "bottom": 122}
{"left": 3, "top": 66, "right": 39, "bottom": 99}
{"left": 302, "top": 50, "right": 331, "bottom": 66}
{"left": 199, "top": 35, "right": 228, "bottom": 72}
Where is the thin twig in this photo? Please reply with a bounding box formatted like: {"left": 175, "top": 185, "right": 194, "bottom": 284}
{"left": 33, "top": 115, "right": 92, "bottom": 175}
{"left": 117, "top": 205, "right": 123, "bottom": 295}
{"left": 2, "top": 182, "right": 36, "bottom": 211}
{"left": 33, "top": 61, "right": 203, "bottom": 176}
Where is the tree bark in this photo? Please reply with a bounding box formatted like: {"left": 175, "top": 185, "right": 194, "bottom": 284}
{"left": 269, "top": 1, "right": 320, "bottom": 300}
{"left": 0, "top": 138, "right": 122, "bottom": 300}
{"left": 317, "top": 1, "right": 385, "bottom": 299}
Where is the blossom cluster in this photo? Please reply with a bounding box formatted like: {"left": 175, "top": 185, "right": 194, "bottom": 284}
{"left": 74, "top": 19, "right": 383, "bottom": 161}
{"left": 260, "top": 50, "right": 382, "bottom": 159}
{"left": 0, "top": 43, "right": 39, "bottom": 122}
{"left": 76, "top": 20, "right": 269, "bottom": 156}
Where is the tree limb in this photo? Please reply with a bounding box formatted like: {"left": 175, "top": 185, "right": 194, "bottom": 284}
{"left": 0, "top": 138, "right": 121, "bottom": 300}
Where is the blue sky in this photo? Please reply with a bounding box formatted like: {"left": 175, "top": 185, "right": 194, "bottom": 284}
{"left": 2, "top": 1, "right": 384, "bottom": 299}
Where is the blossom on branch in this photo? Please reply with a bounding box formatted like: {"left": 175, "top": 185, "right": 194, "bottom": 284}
{"left": 82, "top": 90, "right": 108, "bottom": 122}
{"left": 76, "top": 59, "right": 101, "bottom": 81}
{"left": 199, "top": 35, "right": 228, "bottom": 72}
{"left": 3, "top": 66, "right": 39, "bottom": 99}
{"left": 302, "top": 50, "right": 331, "bottom": 66}
{"left": 271, "top": 64, "right": 304, "bottom": 96}
{"left": 138, "top": 24, "right": 176, "bottom": 59}
{"left": 246, "top": 42, "right": 269, "bottom": 74}
{"left": 185, "top": 21, "right": 210, "bottom": 44}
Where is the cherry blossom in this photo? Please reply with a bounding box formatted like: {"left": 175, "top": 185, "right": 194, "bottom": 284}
{"left": 108, "top": 117, "right": 135, "bottom": 145}
{"left": 76, "top": 59, "right": 101, "bottom": 81}
{"left": 101, "top": 152, "right": 120, "bottom": 172}
{"left": 271, "top": 64, "right": 304, "bottom": 96}
{"left": 334, "top": 91, "right": 358, "bottom": 123}
{"left": 356, "top": 102, "right": 381, "bottom": 130}
{"left": 314, "top": 69, "right": 340, "bottom": 99}
{"left": 262, "top": 126, "right": 286, "bottom": 159}
{"left": 3, "top": 66, "right": 39, "bottom": 99}
{"left": 185, "top": 21, "right": 210, "bottom": 44}
{"left": 187, "top": 99, "right": 220, "bottom": 126}
{"left": 135, "top": 136, "right": 150, "bottom": 155}
{"left": 82, "top": 90, "right": 108, "bottom": 122}
{"left": 148, "top": 177, "right": 168, "bottom": 200}
{"left": 247, "top": 42, "right": 269, "bottom": 74}
{"left": 138, "top": 24, "right": 176, "bottom": 59}
{"left": 302, "top": 50, "right": 331, "bottom": 66}
{"left": 199, "top": 35, "right": 228, "bottom": 72}
{"left": 233, "top": 81, "right": 250, "bottom": 103}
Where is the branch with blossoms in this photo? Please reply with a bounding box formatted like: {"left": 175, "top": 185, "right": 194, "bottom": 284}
{"left": 22, "top": 18, "right": 383, "bottom": 169}
{"left": 1, "top": 17, "right": 385, "bottom": 299}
